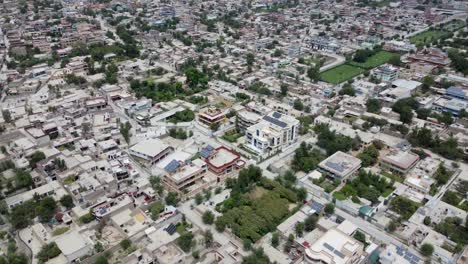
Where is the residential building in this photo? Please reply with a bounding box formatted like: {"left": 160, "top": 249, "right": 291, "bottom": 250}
{"left": 432, "top": 97, "right": 468, "bottom": 117}
{"left": 198, "top": 107, "right": 226, "bottom": 127}
{"left": 318, "top": 151, "right": 362, "bottom": 182}
{"left": 373, "top": 64, "right": 399, "bottom": 82}
{"left": 379, "top": 149, "right": 419, "bottom": 175}
{"left": 245, "top": 112, "right": 299, "bottom": 156}
{"left": 161, "top": 159, "right": 208, "bottom": 197}
{"left": 303, "top": 228, "right": 364, "bottom": 264}
{"left": 129, "top": 138, "right": 174, "bottom": 166}
{"left": 203, "top": 146, "right": 245, "bottom": 178}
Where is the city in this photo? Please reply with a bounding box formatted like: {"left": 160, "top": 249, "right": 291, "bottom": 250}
{"left": 0, "top": 0, "right": 467, "bottom": 264}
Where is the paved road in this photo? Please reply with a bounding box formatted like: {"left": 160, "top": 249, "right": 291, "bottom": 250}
{"left": 319, "top": 52, "right": 346, "bottom": 73}
{"left": 335, "top": 208, "right": 424, "bottom": 259}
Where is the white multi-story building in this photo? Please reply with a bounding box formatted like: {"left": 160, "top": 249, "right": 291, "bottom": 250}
{"left": 245, "top": 111, "right": 299, "bottom": 156}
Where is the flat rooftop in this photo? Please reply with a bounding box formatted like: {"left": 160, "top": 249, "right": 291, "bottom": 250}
{"left": 318, "top": 151, "right": 361, "bottom": 178}
{"left": 206, "top": 147, "right": 239, "bottom": 168}
{"left": 381, "top": 150, "right": 419, "bottom": 170}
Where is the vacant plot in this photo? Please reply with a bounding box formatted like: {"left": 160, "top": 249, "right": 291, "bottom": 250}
{"left": 320, "top": 64, "right": 364, "bottom": 84}
{"left": 349, "top": 51, "right": 398, "bottom": 69}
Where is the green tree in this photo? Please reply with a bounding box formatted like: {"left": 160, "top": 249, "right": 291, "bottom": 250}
{"left": 324, "top": 203, "right": 335, "bottom": 215}
{"left": 165, "top": 192, "right": 179, "bottom": 206}
{"left": 120, "top": 239, "right": 132, "bottom": 250}
{"left": 29, "top": 151, "right": 46, "bottom": 168}
{"left": 94, "top": 256, "right": 108, "bottom": 264}
{"left": 366, "top": 99, "right": 382, "bottom": 113}
{"left": 177, "top": 232, "right": 194, "bottom": 252}
{"left": 295, "top": 222, "right": 304, "bottom": 237}
{"left": 2, "top": 110, "right": 11, "bottom": 123}
{"left": 420, "top": 243, "right": 434, "bottom": 257}
{"left": 150, "top": 202, "right": 164, "bottom": 220}
{"left": 357, "top": 145, "right": 380, "bottom": 167}
{"left": 59, "top": 195, "right": 74, "bottom": 209}
{"left": 304, "top": 215, "right": 318, "bottom": 232}
{"left": 195, "top": 193, "right": 203, "bottom": 205}
{"left": 14, "top": 169, "right": 33, "bottom": 189}
{"left": 271, "top": 232, "right": 280, "bottom": 247}
{"left": 423, "top": 216, "right": 431, "bottom": 226}
{"left": 202, "top": 211, "right": 215, "bottom": 225}
{"left": 120, "top": 121, "right": 132, "bottom": 143}
{"left": 307, "top": 66, "right": 320, "bottom": 82}
{"left": 37, "top": 197, "right": 57, "bottom": 223}
{"left": 245, "top": 53, "right": 255, "bottom": 66}
{"left": 353, "top": 231, "right": 366, "bottom": 244}
{"left": 293, "top": 99, "right": 304, "bottom": 111}
{"left": 37, "top": 242, "right": 61, "bottom": 263}
{"left": 204, "top": 230, "right": 213, "bottom": 247}
{"left": 280, "top": 83, "right": 288, "bottom": 97}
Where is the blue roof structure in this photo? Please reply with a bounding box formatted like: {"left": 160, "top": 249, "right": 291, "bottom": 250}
{"left": 310, "top": 201, "right": 324, "bottom": 212}
{"left": 200, "top": 145, "right": 214, "bottom": 158}
{"left": 446, "top": 86, "right": 466, "bottom": 100}
{"left": 164, "top": 159, "right": 180, "bottom": 173}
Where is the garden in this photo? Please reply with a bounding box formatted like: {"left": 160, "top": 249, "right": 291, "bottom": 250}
{"left": 332, "top": 170, "right": 395, "bottom": 204}
{"left": 214, "top": 166, "right": 304, "bottom": 243}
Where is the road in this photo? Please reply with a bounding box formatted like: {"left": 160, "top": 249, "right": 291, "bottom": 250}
{"left": 319, "top": 52, "right": 346, "bottom": 73}
{"left": 335, "top": 208, "right": 425, "bottom": 259}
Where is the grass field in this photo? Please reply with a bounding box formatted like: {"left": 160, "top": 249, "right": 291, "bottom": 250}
{"left": 320, "top": 64, "right": 364, "bottom": 84}
{"left": 410, "top": 19, "right": 466, "bottom": 46}
{"left": 349, "top": 51, "right": 398, "bottom": 69}
{"left": 410, "top": 30, "right": 445, "bottom": 46}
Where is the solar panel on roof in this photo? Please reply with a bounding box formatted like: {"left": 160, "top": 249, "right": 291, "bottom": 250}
{"left": 164, "top": 159, "right": 180, "bottom": 173}
{"left": 310, "top": 201, "right": 324, "bottom": 212}
{"left": 165, "top": 223, "right": 177, "bottom": 235}
{"left": 325, "top": 161, "right": 346, "bottom": 173}
{"left": 334, "top": 249, "right": 345, "bottom": 258}
{"left": 263, "top": 116, "right": 287, "bottom": 128}
{"left": 323, "top": 243, "right": 334, "bottom": 251}
{"left": 272, "top": 112, "right": 282, "bottom": 119}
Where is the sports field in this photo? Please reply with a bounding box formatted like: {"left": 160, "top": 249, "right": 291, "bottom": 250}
{"left": 320, "top": 64, "right": 364, "bottom": 84}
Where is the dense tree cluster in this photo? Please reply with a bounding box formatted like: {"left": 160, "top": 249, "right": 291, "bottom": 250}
{"left": 357, "top": 144, "right": 380, "bottom": 167}
{"left": 389, "top": 196, "right": 419, "bottom": 220}
{"left": 335, "top": 170, "right": 394, "bottom": 204}
{"left": 434, "top": 217, "right": 468, "bottom": 252}
{"left": 408, "top": 127, "right": 468, "bottom": 161}
{"left": 10, "top": 197, "right": 57, "bottom": 229}
{"left": 315, "top": 124, "right": 359, "bottom": 155}
{"left": 291, "top": 142, "right": 325, "bottom": 173}
{"left": 37, "top": 242, "right": 61, "bottom": 263}
{"left": 215, "top": 166, "right": 300, "bottom": 242}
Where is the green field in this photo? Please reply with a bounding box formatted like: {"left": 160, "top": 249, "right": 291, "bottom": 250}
{"left": 320, "top": 64, "right": 364, "bottom": 84}
{"left": 410, "top": 19, "right": 466, "bottom": 46}
{"left": 349, "top": 51, "right": 398, "bottom": 69}
{"left": 410, "top": 30, "right": 445, "bottom": 46}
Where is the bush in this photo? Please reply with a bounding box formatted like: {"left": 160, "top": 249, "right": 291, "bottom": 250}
{"left": 120, "top": 239, "right": 131, "bottom": 250}
{"left": 37, "top": 242, "right": 61, "bottom": 262}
